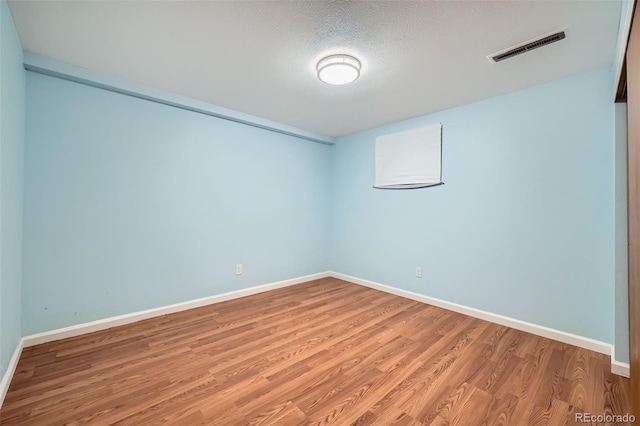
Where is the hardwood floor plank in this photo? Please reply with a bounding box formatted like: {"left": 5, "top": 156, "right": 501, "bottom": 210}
{"left": 448, "top": 387, "right": 492, "bottom": 425}
{"left": 481, "top": 393, "right": 520, "bottom": 426}
{"left": 0, "top": 278, "right": 631, "bottom": 425}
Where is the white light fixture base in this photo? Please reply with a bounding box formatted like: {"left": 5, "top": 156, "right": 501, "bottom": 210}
{"left": 317, "top": 54, "right": 361, "bottom": 85}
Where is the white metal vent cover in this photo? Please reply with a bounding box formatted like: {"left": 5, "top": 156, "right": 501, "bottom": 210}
{"left": 488, "top": 29, "right": 567, "bottom": 63}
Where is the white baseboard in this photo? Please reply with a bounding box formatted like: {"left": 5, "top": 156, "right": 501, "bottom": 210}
{"left": 11, "top": 270, "right": 628, "bottom": 386}
{"left": 22, "top": 271, "right": 331, "bottom": 348}
{"left": 328, "top": 272, "right": 625, "bottom": 375}
{"left": 611, "top": 359, "right": 631, "bottom": 378}
{"left": 0, "top": 338, "right": 24, "bottom": 408}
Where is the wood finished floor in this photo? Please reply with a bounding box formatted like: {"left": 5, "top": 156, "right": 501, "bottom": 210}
{"left": 0, "top": 278, "right": 632, "bottom": 425}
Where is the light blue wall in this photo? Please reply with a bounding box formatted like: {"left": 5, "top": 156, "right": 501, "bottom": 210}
{"left": 614, "top": 103, "right": 629, "bottom": 363}
{"left": 18, "top": 58, "right": 623, "bottom": 350}
{"left": 0, "top": 0, "right": 25, "bottom": 379}
{"left": 22, "top": 72, "right": 331, "bottom": 335}
{"left": 330, "top": 69, "right": 615, "bottom": 343}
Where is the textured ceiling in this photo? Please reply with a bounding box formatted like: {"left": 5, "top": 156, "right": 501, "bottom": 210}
{"left": 8, "top": 0, "right": 623, "bottom": 138}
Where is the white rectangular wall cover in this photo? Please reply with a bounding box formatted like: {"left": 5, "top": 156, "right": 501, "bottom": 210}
{"left": 374, "top": 123, "right": 443, "bottom": 189}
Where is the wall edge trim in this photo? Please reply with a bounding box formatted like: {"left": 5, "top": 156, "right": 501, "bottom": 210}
{"left": 611, "top": 357, "right": 631, "bottom": 378}
{"left": 613, "top": 0, "right": 636, "bottom": 99}
{"left": 0, "top": 339, "right": 24, "bottom": 409}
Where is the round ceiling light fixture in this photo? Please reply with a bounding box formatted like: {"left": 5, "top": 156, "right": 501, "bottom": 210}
{"left": 316, "top": 54, "right": 361, "bottom": 85}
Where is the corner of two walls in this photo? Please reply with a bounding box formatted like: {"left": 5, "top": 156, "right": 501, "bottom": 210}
{"left": 0, "top": 0, "right": 26, "bottom": 380}
{"left": 19, "top": 61, "right": 627, "bottom": 361}
{"left": 330, "top": 68, "right": 622, "bottom": 356}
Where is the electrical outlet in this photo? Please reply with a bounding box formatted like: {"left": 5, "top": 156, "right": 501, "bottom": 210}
{"left": 236, "top": 264, "right": 243, "bottom": 276}
{"left": 416, "top": 267, "right": 422, "bottom": 278}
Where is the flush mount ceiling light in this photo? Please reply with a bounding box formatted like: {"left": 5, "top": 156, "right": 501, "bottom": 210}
{"left": 317, "top": 54, "right": 361, "bottom": 85}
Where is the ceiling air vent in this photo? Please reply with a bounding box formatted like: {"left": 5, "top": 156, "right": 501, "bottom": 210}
{"left": 488, "top": 31, "right": 566, "bottom": 63}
